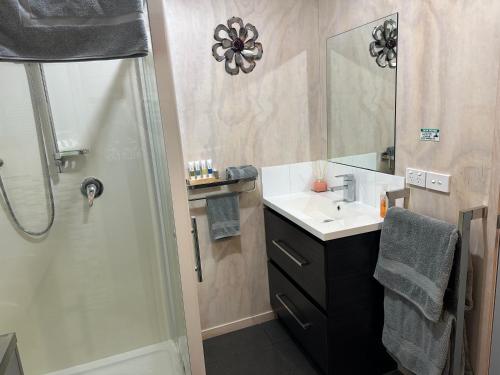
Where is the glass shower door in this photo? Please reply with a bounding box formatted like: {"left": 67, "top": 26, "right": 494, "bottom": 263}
{"left": 0, "top": 52, "right": 190, "bottom": 375}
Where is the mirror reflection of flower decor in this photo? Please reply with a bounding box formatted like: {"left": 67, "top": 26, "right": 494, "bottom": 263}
{"left": 212, "top": 17, "right": 263, "bottom": 75}
{"left": 369, "top": 19, "right": 397, "bottom": 68}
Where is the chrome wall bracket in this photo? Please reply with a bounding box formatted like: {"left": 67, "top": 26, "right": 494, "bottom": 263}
{"left": 54, "top": 149, "right": 89, "bottom": 171}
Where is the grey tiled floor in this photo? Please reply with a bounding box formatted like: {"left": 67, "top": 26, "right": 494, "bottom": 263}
{"left": 203, "top": 320, "right": 322, "bottom": 375}
{"left": 203, "top": 319, "right": 404, "bottom": 375}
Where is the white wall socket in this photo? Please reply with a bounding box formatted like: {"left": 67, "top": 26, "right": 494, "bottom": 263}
{"left": 406, "top": 168, "right": 427, "bottom": 188}
{"left": 426, "top": 172, "right": 451, "bottom": 193}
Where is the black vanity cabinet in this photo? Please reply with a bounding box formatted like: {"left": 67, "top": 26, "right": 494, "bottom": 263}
{"left": 264, "top": 207, "right": 396, "bottom": 374}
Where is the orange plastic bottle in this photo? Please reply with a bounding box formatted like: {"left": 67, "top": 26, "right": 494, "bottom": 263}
{"left": 380, "top": 185, "right": 388, "bottom": 218}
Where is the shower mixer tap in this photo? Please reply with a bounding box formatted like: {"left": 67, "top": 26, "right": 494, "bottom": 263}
{"left": 81, "top": 177, "right": 104, "bottom": 208}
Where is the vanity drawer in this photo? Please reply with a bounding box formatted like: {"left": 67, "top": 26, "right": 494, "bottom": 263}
{"left": 264, "top": 208, "right": 326, "bottom": 308}
{"left": 268, "top": 261, "right": 328, "bottom": 373}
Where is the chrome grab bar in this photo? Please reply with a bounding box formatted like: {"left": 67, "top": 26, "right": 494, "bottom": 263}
{"left": 275, "top": 293, "right": 311, "bottom": 330}
{"left": 191, "top": 217, "right": 203, "bottom": 283}
{"left": 272, "top": 240, "right": 309, "bottom": 267}
{"left": 451, "top": 205, "right": 487, "bottom": 374}
{"left": 386, "top": 188, "right": 410, "bottom": 209}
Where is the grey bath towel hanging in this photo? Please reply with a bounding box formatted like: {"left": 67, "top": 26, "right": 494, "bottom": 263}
{"left": 0, "top": 0, "right": 149, "bottom": 62}
{"left": 374, "top": 207, "right": 460, "bottom": 375}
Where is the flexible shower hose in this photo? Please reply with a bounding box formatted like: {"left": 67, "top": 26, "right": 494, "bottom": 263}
{"left": 0, "top": 64, "right": 56, "bottom": 237}
{"left": 0, "top": 153, "right": 55, "bottom": 237}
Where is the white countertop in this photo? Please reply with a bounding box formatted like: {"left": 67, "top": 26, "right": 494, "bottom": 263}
{"left": 263, "top": 191, "right": 384, "bottom": 241}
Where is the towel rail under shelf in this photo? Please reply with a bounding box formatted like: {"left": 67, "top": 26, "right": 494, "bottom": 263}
{"left": 187, "top": 178, "right": 256, "bottom": 202}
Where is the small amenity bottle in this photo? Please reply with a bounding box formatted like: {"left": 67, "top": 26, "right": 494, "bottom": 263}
{"left": 380, "top": 185, "right": 388, "bottom": 218}
{"left": 194, "top": 161, "right": 202, "bottom": 179}
{"left": 207, "top": 159, "right": 214, "bottom": 177}
{"left": 201, "top": 160, "right": 208, "bottom": 178}
{"left": 188, "top": 161, "right": 196, "bottom": 181}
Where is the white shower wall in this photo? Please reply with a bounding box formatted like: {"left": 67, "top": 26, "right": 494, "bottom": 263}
{"left": 0, "top": 60, "right": 180, "bottom": 374}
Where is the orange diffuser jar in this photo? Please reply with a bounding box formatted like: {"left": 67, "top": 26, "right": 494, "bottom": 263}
{"left": 313, "top": 179, "right": 327, "bottom": 192}
{"left": 312, "top": 160, "right": 328, "bottom": 193}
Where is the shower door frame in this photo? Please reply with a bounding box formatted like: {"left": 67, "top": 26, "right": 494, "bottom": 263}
{"left": 146, "top": 1, "right": 206, "bottom": 375}
{"left": 488, "top": 80, "right": 500, "bottom": 373}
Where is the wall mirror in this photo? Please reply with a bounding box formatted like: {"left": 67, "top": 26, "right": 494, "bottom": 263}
{"left": 327, "top": 13, "right": 398, "bottom": 174}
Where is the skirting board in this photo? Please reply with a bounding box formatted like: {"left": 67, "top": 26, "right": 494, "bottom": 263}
{"left": 202, "top": 310, "right": 276, "bottom": 340}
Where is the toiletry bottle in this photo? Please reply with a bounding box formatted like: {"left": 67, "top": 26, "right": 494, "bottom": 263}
{"left": 380, "top": 185, "right": 389, "bottom": 218}
{"left": 188, "top": 162, "right": 196, "bottom": 181}
{"left": 194, "top": 161, "right": 201, "bottom": 180}
{"left": 207, "top": 159, "right": 214, "bottom": 177}
{"left": 201, "top": 160, "right": 208, "bottom": 178}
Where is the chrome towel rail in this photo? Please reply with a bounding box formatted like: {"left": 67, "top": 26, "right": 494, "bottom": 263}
{"left": 384, "top": 187, "right": 487, "bottom": 374}
{"left": 386, "top": 187, "right": 410, "bottom": 208}
{"left": 188, "top": 179, "right": 256, "bottom": 202}
{"left": 451, "top": 205, "right": 488, "bottom": 374}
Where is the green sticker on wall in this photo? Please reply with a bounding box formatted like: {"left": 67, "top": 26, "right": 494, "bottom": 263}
{"left": 420, "top": 128, "right": 440, "bottom": 142}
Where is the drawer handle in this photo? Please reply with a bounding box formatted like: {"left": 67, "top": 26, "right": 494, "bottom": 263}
{"left": 272, "top": 240, "right": 309, "bottom": 267}
{"left": 275, "top": 293, "right": 311, "bottom": 330}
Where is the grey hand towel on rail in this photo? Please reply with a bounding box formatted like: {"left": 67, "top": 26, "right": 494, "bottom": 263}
{"left": 374, "top": 207, "right": 459, "bottom": 322}
{"left": 226, "top": 165, "right": 258, "bottom": 180}
{"left": 206, "top": 193, "right": 240, "bottom": 241}
{"left": 383, "top": 289, "right": 455, "bottom": 375}
{"left": 0, "top": 0, "right": 148, "bottom": 62}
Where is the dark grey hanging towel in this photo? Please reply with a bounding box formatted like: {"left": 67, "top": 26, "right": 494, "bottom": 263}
{"left": 0, "top": 0, "right": 149, "bottom": 62}
{"left": 206, "top": 193, "right": 241, "bottom": 241}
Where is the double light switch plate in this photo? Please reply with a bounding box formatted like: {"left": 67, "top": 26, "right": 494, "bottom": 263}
{"left": 406, "top": 168, "right": 451, "bottom": 193}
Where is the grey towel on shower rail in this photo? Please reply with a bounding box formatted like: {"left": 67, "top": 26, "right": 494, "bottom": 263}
{"left": 374, "top": 207, "right": 460, "bottom": 375}
{"left": 0, "top": 0, "right": 148, "bottom": 62}
{"left": 206, "top": 193, "right": 241, "bottom": 241}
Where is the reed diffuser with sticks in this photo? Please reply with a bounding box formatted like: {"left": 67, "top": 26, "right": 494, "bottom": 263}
{"left": 312, "top": 160, "right": 328, "bottom": 192}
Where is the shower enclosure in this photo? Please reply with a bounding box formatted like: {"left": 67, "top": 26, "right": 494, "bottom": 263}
{"left": 0, "top": 18, "right": 192, "bottom": 375}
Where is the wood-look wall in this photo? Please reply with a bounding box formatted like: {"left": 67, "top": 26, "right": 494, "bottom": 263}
{"left": 165, "top": 0, "right": 500, "bottom": 370}
{"left": 318, "top": 1, "right": 500, "bottom": 373}
{"left": 164, "top": 0, "right": 321, "bottom": 331}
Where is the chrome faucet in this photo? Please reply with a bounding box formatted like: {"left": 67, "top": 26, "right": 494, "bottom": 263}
{"left": 329, "top": 174, "right": 356, "bottom": 202}
{"left": 81, "top": 177, "right": 104, "bottom": 208}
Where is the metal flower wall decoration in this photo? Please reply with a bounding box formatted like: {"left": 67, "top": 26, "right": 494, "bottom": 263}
{"left": 369, "top": 19, "right": 397, "bottom": 68}
{"left": 212, "top": 17, "right": 263, "bottom": 75}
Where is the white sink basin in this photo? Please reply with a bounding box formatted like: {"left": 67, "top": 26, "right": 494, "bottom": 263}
{"left": 263, "top": 191, "right": 383, "bottom": 241}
